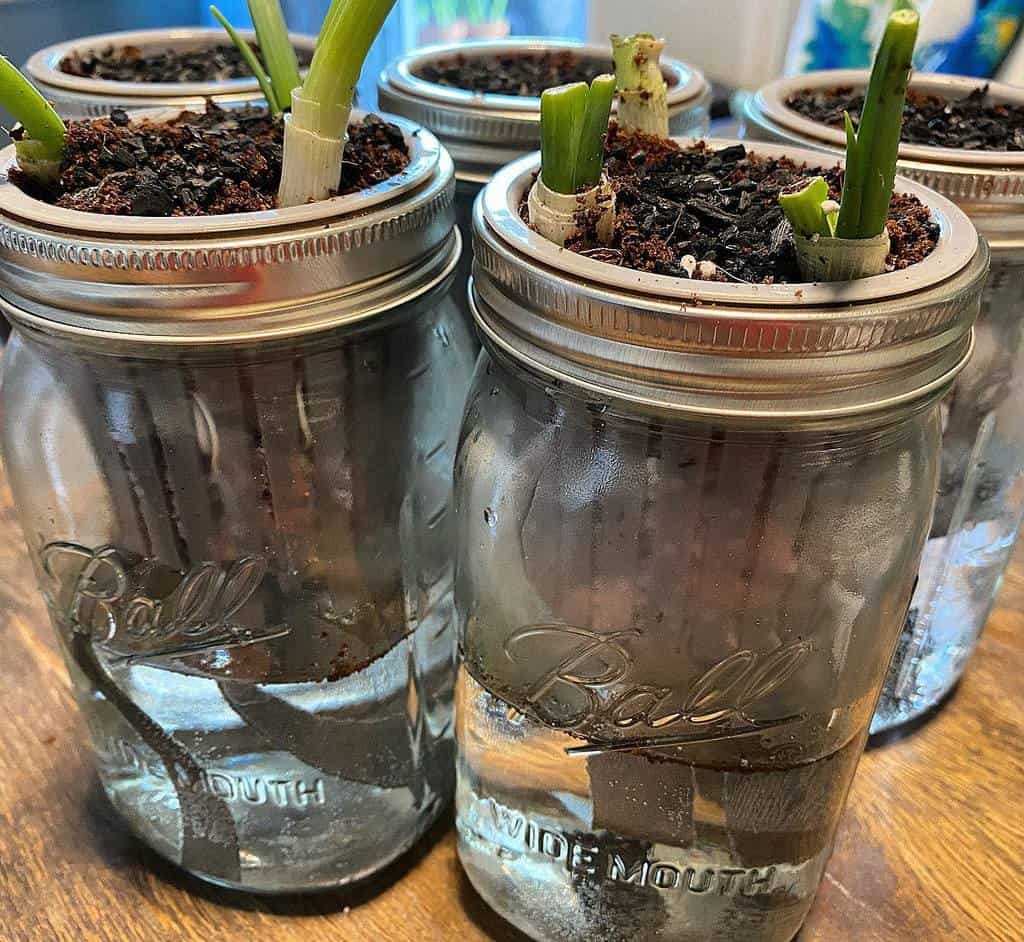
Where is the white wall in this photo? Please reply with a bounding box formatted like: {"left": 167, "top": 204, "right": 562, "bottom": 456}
{"left": 587, "top": 0, "right": 802, "bottom": 89}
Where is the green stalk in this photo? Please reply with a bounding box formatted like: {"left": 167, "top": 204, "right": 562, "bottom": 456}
{"left": 247, "top": 0, "right": 302, "bottom": 110}
{"left": 0, "top": 57, "right": 65, "bottom": 159}
{"left": 209, "top": 6, "right": 280, "bottom": 114}
{"left": 533, "top": 77, "right": 617, "bottom": 246}
{"left": 297, "top": 0, "right": 396, "bottom": 139}
{"left": 835, "top": 8, "right": 919, "bottom": 239}
{"left": 575, "top": 75, "right": 616, "bottom": 189}
{"left": 540, "top": 76, "right": 615, "bottom": 195}
{"left": 490, "top": 0, "right": 508, "bottom": 19}
{"left": 278, "top": 0, "right": 398, "bottom": 206}
{"left": 540, "top": 83, "right": 587, "bottom": 195}
{"left": 779, "top": 177, "right": 836, "bottom": 239}
{"left": 611, "top": 33, "right": 669, "bottom": 137}
{"left": 0, "top": 55, "right": 66, "bottom": 184}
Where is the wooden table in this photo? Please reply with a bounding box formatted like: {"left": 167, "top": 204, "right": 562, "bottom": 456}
{"left": 0, "top": 473, "right": 1021, "bottom": 942}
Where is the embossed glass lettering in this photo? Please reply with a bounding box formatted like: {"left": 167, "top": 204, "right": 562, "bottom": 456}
{"left": 37, "top": 541, "right": 274, "bottom": 655}
{"left": 502, "top": 623, "right": 812, "bottom": 751}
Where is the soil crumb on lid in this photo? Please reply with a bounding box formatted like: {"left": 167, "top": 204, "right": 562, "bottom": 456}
{"left": 415, "top": 51, "right": 675, "bottom": 98}
{"left": 9, "top": 103, "right": 411, "bottom": 217}
{"left": 787, "top": 85, "right": 1024, "bottom": 152}
{"left": 554, "top": 127, "right": 938, "bottom": 284}
{"left": 59, "top": 43, "right": 313, "bottom": 84}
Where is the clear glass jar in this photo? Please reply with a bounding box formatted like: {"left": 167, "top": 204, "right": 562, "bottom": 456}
{"left": 454, "top": 141, "right": 987, "bottom": 940}
{"left": 456, "top": 352, "right": 938, "bottom": 942}
{"left": 741, "top": 71, "right": 1024, "bottom": 732}
{"left": 0, "top": 117, "right": 473, "bottom": 892}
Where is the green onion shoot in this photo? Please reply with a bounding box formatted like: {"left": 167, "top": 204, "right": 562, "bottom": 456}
{"left": 780, "top": 6, "right": 920, "bottom": 281}
{"left": 779, "top": 177, "right": 838, "bottom": 239}
{"left": 611, "top": 33, "right": 669, "bottom": 138}
{"left": 0, "top": 55, "right": 66, "bottom": 186}
{"left": 210, "top": 0, "right": 302, "bottom": 115}
{"left": 278, "top": 0, "right": 398, "bottom": 207}
{"left": 247, "top": 0, "right": 302, "bottom": 109}
{"left": 209, "top": 5, "right": 281, "bottom": 114}
{"left": 528, "top": 76, "right": 617, "bottom": 247}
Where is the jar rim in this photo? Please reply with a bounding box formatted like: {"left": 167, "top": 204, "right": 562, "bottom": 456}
{"left": 379, "top": 37, "right": 707, "bottom": 117}
{"left": 0, "top": 109, "right": 459, "bottom": 342}
{"left": 480, "top": 139, "right": 978, "bottom": 307}
{"left": 25, "top": 27, "right": 318, "bottom": 100}
{"left": 753, "top": 70, "right": 1024, "bottom": 170}
{"left": 0, "top": 108, "right": 440, "bottom": 237}
{"left": 471, "top": 136, "right": 988, "bottom": 422}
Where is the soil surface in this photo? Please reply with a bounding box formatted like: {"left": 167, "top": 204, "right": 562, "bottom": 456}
{"left": 787, "top": 85, "right": 1024, "bottom": 151}
{"left": 555, "top": 128, "right": 938, "bottom": 284}
{"left": 416, "top": 51, "right": 674, "bottom": 97}
{"left": 10, "top": 104, "right": 410, "bottom": 216}
{"left": 59, "top": 43, "right": 313, "bottom": 84}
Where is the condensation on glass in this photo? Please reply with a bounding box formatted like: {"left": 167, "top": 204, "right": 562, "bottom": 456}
{"left": 0, "top": 123, "right": 475, "bottom": 892}
{"left": 742, "top": 71, "right": 1024, "bottom": 732}
{"left": 453, "top": 144, "right": 987, "bottom": 941}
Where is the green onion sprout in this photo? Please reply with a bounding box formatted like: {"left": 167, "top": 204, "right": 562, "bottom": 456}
{"left": 211, "top": 0, "right": 301, "bottom": 115}
{"left": 209, "top": 5, "right": 281, "bottom": 114}
{"left": 0, "top": 55, "right": 66, "bottom": 185}
{"left": 247, "top": 0, "right": 302, "bottom": 110}
{"left": 611, "top": 33, "right": 669, "bottom": 138}
{"left": 835, "top": 7, "right": 919, "bottom": 240}
{"left": 530, "top": 76, "right": 617, "bottom": 246}
{"left": 780, "top": 7, "right": 920, "bottom": 281}
{"left": 779, "top": 177, "right": 837, "bottom": 239}
{"left": 540, "top": 76, "right": 616, "bottom": 195}
{"left": 278, "top": 0, "right": 398, "bottom": 206}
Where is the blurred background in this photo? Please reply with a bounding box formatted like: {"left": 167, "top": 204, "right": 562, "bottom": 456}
{"left": 2, "top": 0, "right": 1021, "bottom": 116}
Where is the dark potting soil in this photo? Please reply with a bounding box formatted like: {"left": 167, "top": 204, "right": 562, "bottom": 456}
{"left": 555, "top": 128, "right": 938, "bottom": 284}
{"left": 417, "top": 51, "right": 652, "bottom": 98}
{"left": 10, "top": 104, "right": 410, "bottom": 216}
{"left": 58, "top": 43, "right": 313, "bottom": 84}
{"left": 786, "top": 85, "right": 1024, "bottom": 152}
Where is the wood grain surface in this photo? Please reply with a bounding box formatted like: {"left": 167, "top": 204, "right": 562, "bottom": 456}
{"left": 0, "top": 472, "right": 1021, "bottom": 942}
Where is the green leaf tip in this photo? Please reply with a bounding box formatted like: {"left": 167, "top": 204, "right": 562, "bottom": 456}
{"left": 541, "top": 75, "right": 615, "bottom": 196}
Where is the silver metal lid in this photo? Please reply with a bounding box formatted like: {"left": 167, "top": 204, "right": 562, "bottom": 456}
{"left": 378, "top": 38, "right": 712, "bottom": 183}
{"left": 0, "top": 110, "right": 458, "bottom": 346}
{"left": 25, "top": 28, "right": 318, "bottom": 119}
{"left": 743, "top": 71, "right": 1024, "bottom": 231}
{"left": 472, "top": 139, "right": 988, "bottom": 424}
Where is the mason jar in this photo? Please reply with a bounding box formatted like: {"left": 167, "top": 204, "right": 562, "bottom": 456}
{"left": 0, "top": 114, "right": 475, "bottom": 892}
{"left": 455, "top": 141, "right": 987, "bottom": 941}
{"left": 742, "top": 72, "right": 1024, "bottom": 733}
{"left": 378, "top": 38, "right": 713, "bottom": 336}
{"left": 24, "top": 27, "right": 318, "bottom": 119}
